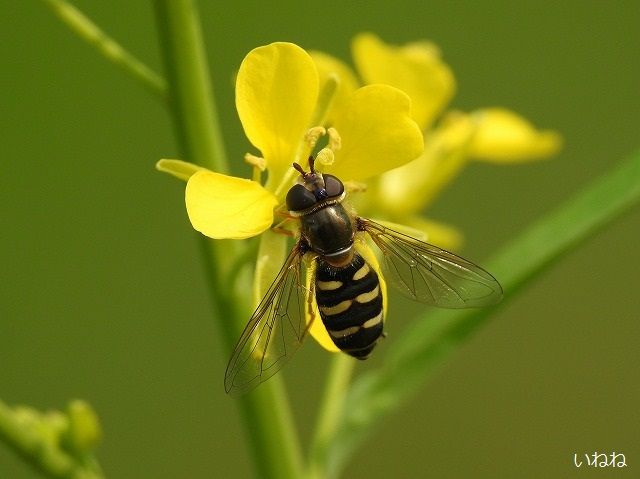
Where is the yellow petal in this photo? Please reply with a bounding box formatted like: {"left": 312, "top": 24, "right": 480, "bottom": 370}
{"left": 352, "top": 33, "right": 455, "bottom": 130}
{"left": 156, "top": 159, "right": 204, "bottom": 182}
{"left": 400, "top": 216, "right": 464, "bottom": 251}
{"left": 185, "top": 171, "right": 277, "bottom": 239}
{"left": 469, "top": 108, "right": 562, "bottom": 162}
{"left": 310, "top": 51, "right": 360, "bottom": 126}
{"left": 236, "top": 43, "right": 319, "bottom": 183}
{"left": 306, "top": 238, "right": 387, "bottom": 352}
{"left": 378, "top": 112, "right": 476, "bottom": 214}
{"left": 331, "top": 84, "right": 423, "bottom": 181}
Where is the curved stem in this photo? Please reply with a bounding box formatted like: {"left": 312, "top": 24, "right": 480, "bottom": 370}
{"left": 42, "top": 0, "right": 167, "bottom": 100}
{"left": 153, "top": 2, "right": 303, "bottom": 478}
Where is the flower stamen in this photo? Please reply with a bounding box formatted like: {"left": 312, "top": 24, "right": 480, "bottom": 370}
{"left": 314, "top": 147, "right": 333, "bottom": 167}
{"left": 245, "top": 153, "right": 267, "bottom": 182}
{"left": 244, "top": 153, "right": 267, "bottom": 171}
{"left": 305, "top": 126, "right": 327, "bottom": 149}
{"left": 314, "top": 127, "right": 341, "bottom": 168}
{"left": 327, "top": 127, "right": 341, "bottom": 151}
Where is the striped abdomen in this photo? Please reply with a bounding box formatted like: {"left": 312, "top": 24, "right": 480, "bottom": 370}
{"left": 315, "top": 253, "right": 384, "bottom": 359}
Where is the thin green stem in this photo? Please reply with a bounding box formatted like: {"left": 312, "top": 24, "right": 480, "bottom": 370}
{"left": 42, "top": 0, "right": 167, "bottom": 101}
{"left": 308, "top": 354, "right": 356, "bottom": 479}
{"left": 237, "top": 381, "right": 304, "bottom": 479}
{"left": 153, "top": 2, "right": 303, "bottom": 478}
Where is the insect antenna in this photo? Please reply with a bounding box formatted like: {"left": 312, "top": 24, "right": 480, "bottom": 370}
{"left": 308, "top": 155, "right": 316, "bottom": 173}
{"left": 292, "top": 162, "right": 307, "bottom": 178}
{"left": 292, "top": 155, "right": 317, "bottom": 179}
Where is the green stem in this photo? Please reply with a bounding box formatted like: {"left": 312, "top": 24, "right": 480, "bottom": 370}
{"left": 153, "top": 0, "right": 227, "bottom": 174}
{"left": 237, "top": 382, "right": 304, "bottom": 479}
{"left": 153, "top": 2, "right": 303, "bottom": 478}
{"left": 42, "top": 0, "right": 167, "bottom": 101}
{"left": 307, "top": 354, "right": 355, "bottom": 479}
{"left": 198, "top": 235, "right": 304, "bottom": 479}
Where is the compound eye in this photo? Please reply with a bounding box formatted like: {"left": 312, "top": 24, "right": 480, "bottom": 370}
{"left": 323, "top": 175, "right": 344, "bottom": 198}
{"left": 286, "top": 184, "right": 316, "bottom": 211}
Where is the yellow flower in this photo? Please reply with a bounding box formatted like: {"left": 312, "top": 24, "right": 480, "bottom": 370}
{"left": 158, "top": 42, "right": 423, "bottom": 352}
{"left": 311, "top": 33, "right": 562, "bottom": 250}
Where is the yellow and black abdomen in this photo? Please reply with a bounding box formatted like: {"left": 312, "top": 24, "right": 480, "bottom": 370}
{"left": 315, "top": 253, "right": 384, "bottom": 359}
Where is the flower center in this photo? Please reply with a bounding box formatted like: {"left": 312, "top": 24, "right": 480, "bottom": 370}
{"left": 272, "top": 127, "right": 342, "bottom": 200}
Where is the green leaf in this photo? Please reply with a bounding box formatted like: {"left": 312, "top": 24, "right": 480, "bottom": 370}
{"left": 326, "top": 150, "right": 640, "bottom": 477}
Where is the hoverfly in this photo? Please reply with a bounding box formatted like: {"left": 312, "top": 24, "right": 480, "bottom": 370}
{"left": 224, "top": 157, "right": 502, "bottom": 394}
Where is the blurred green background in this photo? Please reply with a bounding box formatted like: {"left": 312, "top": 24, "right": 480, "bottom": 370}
{"left": 2, "top": 1, "right": 639, "bottom": 478}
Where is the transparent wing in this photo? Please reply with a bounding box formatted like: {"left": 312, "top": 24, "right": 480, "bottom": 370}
{"left": 225, "top": 244, "right": 311, "bottom": 395}
{"left": 360, "top": 218, "right": 503, "bottom": 308}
